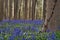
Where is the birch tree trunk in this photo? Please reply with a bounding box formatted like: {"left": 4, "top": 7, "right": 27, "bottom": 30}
{"left": 42, "top": 0, "right": 60, "bottom": 32}
{"left": 12, "top": 0, "right": 14, "bottom": 20}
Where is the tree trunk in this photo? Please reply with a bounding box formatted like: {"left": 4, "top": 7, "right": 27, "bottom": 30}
{"left": 32, "top": 0, "right": 37, "bottom": 20}
{"left": 29, "top": 0, "right": 32, "bottom": 20}
{"left": 12, "top": 0, "right": 14, "bottom": 20}
{"left": 42, "top": 0, "right": 60, "bottom": 32}
{"left": 0, "top": 0, "right": 4, "bottom": 21}
{"left": 9, "top": 0, "right": 12, "bottom": 20}
{"left": 14, "top": 0, "right": 18, "bottom": 20}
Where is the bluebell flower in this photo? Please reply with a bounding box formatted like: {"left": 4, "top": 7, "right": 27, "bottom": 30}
{"left": 22, "top": 38, "right": 26, "bottom": 40}
{"left": 2, "top": 20, "right": 9, "bottom": 22}
{"left": 8, "top": 36, "right": 15, "bottom": 40}
{"left": 46, "top": 32, "right": 56, "bottom": 40}
{"left": 0, "top": 36, "right": 4, "bottom": 40}
{"left": 35, "top": 28, "right": 39, "bottom": 32}
{"left": 31, "top": 34, "right": 36, "bottom": 40}
{"left": 21, "top": 20, "right": 26, "bottom": 23}
{"left": 13, "top": 28, "right": 21, "bottom": 33}
{"left": 50, "top": 32, "right": 56, "bottom": 40}
{"left": 12, "top": 28, "right": 21, "bottom": 36}
{"left": 0, "top": 22, "right": 3, "bottom": 25}
{"left": 0, "top": 28, "right": 5, "bottom": 33}
{"left": 26, "top": 26, "right": 31, "bottom": 30}
{"left": 33, "top": 20, "right": 43, "bottom": 25}
{"left": 31, "top": 27, "right": 35, "bottom": 31}
{"left": 19, "top": 31, "right": 23, "bottom": 36}
{"left": 25, "top": 20, "right": 32, "bottom": 24}
{"left": 31, "top": 27, "right": 39, "bottom": 32}
{"left": 46, "top": 35, "right": 51, "bottom": 40}
{"left": 0, "top": 21, "right": 4, "bottom": 25}
{"left": 13, "top": 20, "right": 26, "bottom": 24}
{"left": 46, "top": 32, "right": 51, "bottom": 39}
{"left": 47, "top": 38, "right": 51, "bottom": 40}
{"left": 0, "top": 29, "right": 2, "bottom": 33}
{"left": 25, "top": 32, "right": 28, "bottom": 36}
{"left": 4, "top": 27, "right": 10, "bottom": 33}
{"left": 10, "top": 20, "right": 18, "bottom": 23}
{"left": 23, "top": 26, "right": 31, "bottom": 30}
{"left": 46, "top": 29, "right": 50, "bottom": 33}
{"left": 8, "top": 21, "right": 14, "bottom": 25}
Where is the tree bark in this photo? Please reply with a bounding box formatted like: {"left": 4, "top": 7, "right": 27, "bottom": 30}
{"left": 0, "top": 0, "right": 4, "bottom": 21}
{"left": 24, "top": 0, "right": 28, "bottom": 20}
{"left": 42, "top": 0, "right": 60, "bottom": 32}
{"left": 9, "top": 0, "right": 12, "bottom": 20}
{"left": 14, "top": 0, "right": 18, "bottom": 20}
{"left": 32, "top": 0, "right": 37, "bottom": 20}
{"left": 12, "top": 0, "right": 14, "bottom": 20}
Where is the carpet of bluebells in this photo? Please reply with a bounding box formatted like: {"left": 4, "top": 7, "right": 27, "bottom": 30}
{"left": 0, "top": 20, "right": 60, "bottom": 40}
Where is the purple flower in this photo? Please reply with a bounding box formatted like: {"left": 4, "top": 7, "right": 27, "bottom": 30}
{"left": 8, "top": 36, "right": 15, "bottom": 40}
{"left": 31, "top": 34, "right": 36, "bottom": 40}
{"left": 46, "top": 29, "right": 50, "bottom": 32}
{"left": 13, "top": 28, "right": 21, "bottom": 33}
{"left": 0, "top": 22, "right": 3, "bottom": 25}
{"left": 26, "top": 26, "right": 31, "bottom": 30}
{"left": 47, "top": 32, "right": 56, "bottom": 40}
{"left": 8, "top": 22, "right": 15, "bottom": 25}
{"left": 0, "top": 28, "right": 10, "bottom": 34}
{"left": 2, "top": 20, "right": 9, "bottom": 22}
{"left": 4, "top": 27, "right": 10, "bottom": 33}
{"left": 24, "top": 20, "right": 32, "bottom": 24}
{"left": 25, "top": 32, "right": 28, "bottom": 36}
{"left": 46, "top": 35, "right": 51, "bottom": 40}
{"left": 19, "top": 31, "right": 23, "bottom": 36}
{"left": 12, "top": 28, "right": 22, "bottom": 36}
{"left": 31, "top": 27, "right": 39, "bottom": 32}
{"left": 35, "top": 28, "right": 39, "bottom": 32}
{"left": 50, "top": 32, "right": 56, "bottom": 40}
{"left": 10, "top": 20, "right": 19, "bottom": 23}
{"left": 47, "top": 38, "right": 51, "bottom": 40}
{"left": 33, "top": 20, "right": 43, "bottom": 25}
{"left": 22, "top": 26, "right": 31, "bottom": 31}
{"left": 0, "top": 29, "right": 5, "bottom": 33}
{"left": 22, "top": 38, "right": 26, "bottom": 40}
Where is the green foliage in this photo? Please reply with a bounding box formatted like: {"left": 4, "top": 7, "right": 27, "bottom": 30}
{"left": 55, "top": 31, "right": 60, "bottom": 40}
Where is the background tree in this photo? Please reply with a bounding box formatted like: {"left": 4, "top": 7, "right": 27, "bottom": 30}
{"left": 0, "top": 0, "right": 4, "bottom": 21}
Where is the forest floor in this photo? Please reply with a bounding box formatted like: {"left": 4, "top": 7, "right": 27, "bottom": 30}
{"left": 0, "top": 20, "right": 60, "bottom": 40}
